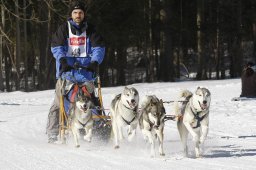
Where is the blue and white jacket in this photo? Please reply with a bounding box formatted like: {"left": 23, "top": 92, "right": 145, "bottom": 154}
{"left": 51, "top": 19, "right": 105, "bottom": 83}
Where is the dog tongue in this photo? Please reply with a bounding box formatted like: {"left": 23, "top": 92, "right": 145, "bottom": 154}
{"left": 127, "top": 100, "right": 135, "bottom": 108}
{"left": 81, "top": 106, "right": 87, "bottom": 112}
{"left": 201, "top": 104, "right": 207, "bottom": 110}
{"left": 129, "top": 103, "right": 135, "bottom": 107}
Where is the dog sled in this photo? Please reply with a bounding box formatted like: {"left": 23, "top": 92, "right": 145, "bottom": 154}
{"left": 58, "top": 66, "right": 112, "bottom": 144}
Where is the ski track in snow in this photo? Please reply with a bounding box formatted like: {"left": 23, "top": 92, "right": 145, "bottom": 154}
{"left": 0, "top": 79, "right": 256, "bottom": 170}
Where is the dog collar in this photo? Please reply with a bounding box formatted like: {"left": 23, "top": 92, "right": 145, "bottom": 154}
{"left": 120, "top": 105, "right": 138, "bottom": 125}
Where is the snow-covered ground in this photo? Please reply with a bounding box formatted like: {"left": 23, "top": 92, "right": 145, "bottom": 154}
{"left": 0, "top": 78, "right": 255, "bottom": 170}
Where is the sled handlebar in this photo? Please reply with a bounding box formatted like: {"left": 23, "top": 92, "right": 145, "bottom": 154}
{"left": 59, "top": 62, "right": 97, "bottom": 76}
{"left": 72, "top": 62, "right": 89, "bottom": 70}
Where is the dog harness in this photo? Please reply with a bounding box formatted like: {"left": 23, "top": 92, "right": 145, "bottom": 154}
{"left": 114, "top": 95, "right": 138, "bottom": 125}
{"left": 190, "top": 107, "right": 208, "bottom": 129}
{"left": 147, "top": 118, "right": 156, "bottom": 131}
{"left": 70, "top": 103, "right": 92, "bottom": 128}
{"left": 76, "top": 117, "right": 91, "bottom": 128}
{"left": 121, "top": 107, "right": 137, "bottom": 125}
{"left": 120, "top": 103, "right": 138, "bottom": 125}
{"left": 121, "top": 116, "right": 136, "bottom": 125}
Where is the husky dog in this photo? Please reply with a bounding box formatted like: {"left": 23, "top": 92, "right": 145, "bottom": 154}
{"left": 110, "top": 87, "right": 140, "bottom": 149}
{"left": 139, "top": 95, "right": 166, "bottom": 157}
{"left": 69, "top": 93, "right": 94, "bottom": 147}
{"left": 175, "top": 87, "right": 211, "bottom": 158}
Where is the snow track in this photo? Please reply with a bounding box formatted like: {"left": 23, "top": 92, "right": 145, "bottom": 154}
{"left": 0, "top": 79, "right": 256, "bottom": 169}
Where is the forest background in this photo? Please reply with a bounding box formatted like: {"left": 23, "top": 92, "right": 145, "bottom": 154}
{"left": 0, "top": 0, "right": 256, "bottom": 91}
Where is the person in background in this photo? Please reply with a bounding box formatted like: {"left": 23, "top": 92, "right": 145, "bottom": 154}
{"left": 240, "top": 62, "right": 256, "bottom": 98}
{"left": 46, "top": 0, "right": 105, "bottom": 143}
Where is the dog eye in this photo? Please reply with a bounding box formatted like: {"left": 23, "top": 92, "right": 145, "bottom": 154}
{"left": 126, "top": 94, "right": 129, "bottom": 96}
{"left": 150, "top": 112, "right": 155, "bottom": 117}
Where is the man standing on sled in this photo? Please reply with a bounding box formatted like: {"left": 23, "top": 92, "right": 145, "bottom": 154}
{"left": 46, "top": 1, "right": 105, "bottom": 143}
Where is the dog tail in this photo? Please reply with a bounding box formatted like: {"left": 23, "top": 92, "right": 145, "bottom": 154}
{"left": 179, "top": 89, "right": 193, "bottom": 98}
{"left": 173, "top": 101, "right": 181, "bottom": 121}
{"left": 173, "top": 90, "right": 192, "bottom": 121}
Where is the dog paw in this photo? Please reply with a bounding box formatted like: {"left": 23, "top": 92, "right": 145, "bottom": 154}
{"left": 127, "top": 135, "right": 134, "bottom": 142}
{"left": 150, "top": 153, "right": 156, "bottom": 158}
{"left": 192, "top": 135, "right": 199, "bottom": 142}
{"left": 114, "top": 145, "right": 120, "bottom": 149}
{"left": 160, "top": 153, "right": 165, "bottom": 156}
{"left": 199, "top": 137, "right": 205, "bottom": 144}
{"left": 118, "top": 135, "right": 124, "bottom": 141}
{"left": 84, "top": 136, "right": 92, "bottom": 142}
{"left": 128, "top": 131, "right": 135, "bottom": 142}
{"left": 195, "top": 154, "right": 202, "bottom": 158}
{"left": 183, "top": 154, "right": 188, "bottom": 158}
{"left": 143, "top": 135, "right": 148, "bottom": 141}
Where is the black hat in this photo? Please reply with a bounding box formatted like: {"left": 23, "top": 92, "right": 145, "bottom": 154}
{"left": 69, "top": 1, "right": 86, "bottom": 14}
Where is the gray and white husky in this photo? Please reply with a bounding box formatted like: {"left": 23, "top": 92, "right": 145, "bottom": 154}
{"left": 110, "top": 87, "right": 140, "bottom": 149}
{"left": 139, "top": 95, "right": 166, "bottom": 157}
{"left": 175, "top": 87, "right": 211, "bottom": 158}
{"left": 69, "top": 93, "right": 94, "bottom": 147}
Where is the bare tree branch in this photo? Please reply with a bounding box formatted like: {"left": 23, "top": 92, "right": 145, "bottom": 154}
{"left": 1, "top": 0, "right": 48, "bottom": 23}
{"left": 0, "top": 25, "right": 13, "bottom": 44}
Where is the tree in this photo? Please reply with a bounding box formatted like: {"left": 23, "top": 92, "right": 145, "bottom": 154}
{"left": 160, "top": 0, "right": 174, "bottom": 81}
{"left": 0, "top": 4, "right": 4, "bottom": 91}
{"left": 15, "top": 0, "right": 21, "bottom": 90}
{"left": 196, "top": 0, "right": 204, "bottom": 80}
{"left": 23, "top": 0, "right": 28, "bottom": 91}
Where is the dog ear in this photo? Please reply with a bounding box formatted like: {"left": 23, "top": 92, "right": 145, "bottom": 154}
{"left": 150, "top": 98, "right": 154, "bottom": 106}
{"left": 195, "top": 87, "right": 201, "bottom": 94}
{"left": 132, "top": 87, "right": 138, "bottom": 95}
{"left": 159, "top": 99, "right": 163, "bottom": 107}
{"left": 150, "top": 97, "right": 159, "bottom": 106}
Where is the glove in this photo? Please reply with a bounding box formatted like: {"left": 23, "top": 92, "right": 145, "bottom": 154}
{"left": 73, "top": 62, "right": 80, "bottom": 70}
{"left": 59, "top": 58, "right": 73, "bottom": 73}
{"left": 86, "top": 61, "right": 98, "bottom": 72}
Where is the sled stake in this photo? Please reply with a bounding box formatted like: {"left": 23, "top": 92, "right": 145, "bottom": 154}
{"left": 59, "top": 95, "right": 68, "bottom": 143}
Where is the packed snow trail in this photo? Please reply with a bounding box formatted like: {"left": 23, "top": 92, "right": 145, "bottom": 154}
{"left": 0, "top": 79, "right": 256, "bottom": 170}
